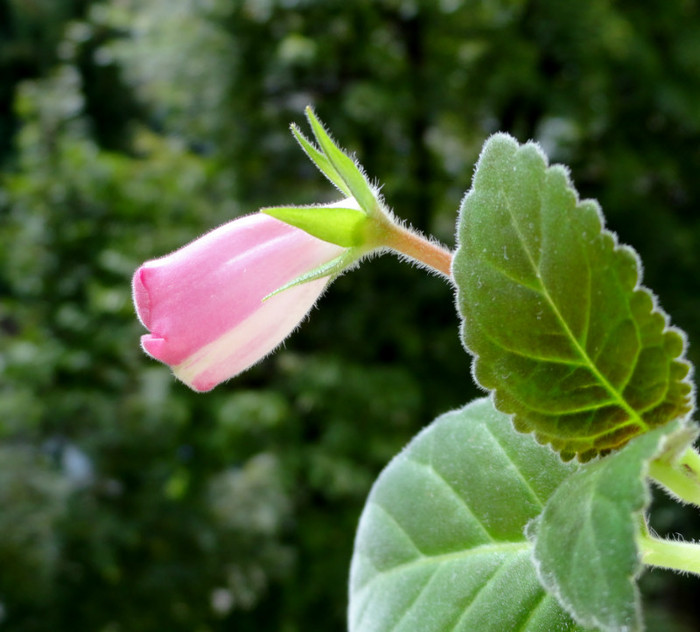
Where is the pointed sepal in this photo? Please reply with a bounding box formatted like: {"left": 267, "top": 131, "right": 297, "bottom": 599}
{"left": 263, "top": 250, "right": 359, "bottom": 301}
{"left": 304, "top": 107, "right": 380, "bottom": 216}
{"left": 262, "top": 203, "right": 369, "bottom": 248}
{"left": 291, "top": 124, "right": 353, "bottom": 199}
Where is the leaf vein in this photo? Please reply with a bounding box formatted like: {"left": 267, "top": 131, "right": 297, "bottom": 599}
{"left": 371, "top": 501, "right": 426, "bottom": 558}
{"left": 483, "top": 423, "right": 546, "bottom": 508}
{"left": 410, "top": 458, "right": 495, "bottom": 543}
{"left": 500, "top": 185, "right": 647, "bottom": 436}
{"left": 476, "top": 318, "right": 589, "bottom": 368}
{"left": 444, "top": 563, "right": 504, "bottom": 632}
{"left": 353, "top": 541, "right": 528, "bottom": 598}
{"left": 447, "top": 550, "right": 529, "bottom": 632}
{"left": 386, "top": 565, "right": 441, "bottom": 632}
{"left": 514, "top": 588, "right": 547, "bottom": 632}
{"left": 479, "top": 253, "right": 543, "bottom": 293}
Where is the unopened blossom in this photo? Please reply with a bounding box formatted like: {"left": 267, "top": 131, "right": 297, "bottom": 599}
{"left": 132, "top": 213, "right": 344, "bottom": 391}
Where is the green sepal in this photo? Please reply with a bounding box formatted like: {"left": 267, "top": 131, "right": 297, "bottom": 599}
{"left": 304, "top": 107, "right": 379, "bottom": 215}
{"left": 262, "top": 250, "right": 359, "bottom": 302}
{"left": 261, "top": 204, "right": 368, "bottom": 248}
{"left": 291, "top": 124, "right": 353, "bottom": 199}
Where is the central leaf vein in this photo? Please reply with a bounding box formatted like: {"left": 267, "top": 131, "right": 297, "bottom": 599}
{"left": 499, "top": 190, "right": 648, "bottom": 434}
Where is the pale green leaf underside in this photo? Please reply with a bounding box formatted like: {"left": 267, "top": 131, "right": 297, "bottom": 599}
{"left": 453, "top": 134, "right": 693, "bottom": 460}
{"left": 348, "top": 398, "right": 588, "bottom": 632}
{"left": 528, "top": 420, "right": 685, "bottom": 632}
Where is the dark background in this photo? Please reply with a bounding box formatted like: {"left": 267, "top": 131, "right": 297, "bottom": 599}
{"left": 1, "top": 0, "right": 699, "bottom": 630}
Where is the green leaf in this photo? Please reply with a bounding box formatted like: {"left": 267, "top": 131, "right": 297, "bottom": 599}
{"left": 304, "top": 107, "right": 379, "bottom": 215}
{"left": 527, "top": 420, "right": 686, "bottom": 632}
{"left": 453, "top": 134, "right": 693, "bottom": 460}
{"left": 290, "top": 124, "right": 354, "bottom": 198}
{"left": 261, "top": 204, "right": 368, "bottom": 247}
{"left": 349, "top": 397, "right": 588, "bottom": 632}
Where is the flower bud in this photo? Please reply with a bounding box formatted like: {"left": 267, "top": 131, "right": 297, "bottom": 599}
{"left": 132, "top": 213, "right": 344, "bottom": 391}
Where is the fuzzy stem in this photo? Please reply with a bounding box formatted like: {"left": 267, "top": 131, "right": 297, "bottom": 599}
{"left": 649, "top": 446, "right": 700, "bottom": 507}
{"left": 378, "top": 221, "right": 453, "bottom": 279}
{"left": 639, "top": 531, "right": 700, "bottom": 576}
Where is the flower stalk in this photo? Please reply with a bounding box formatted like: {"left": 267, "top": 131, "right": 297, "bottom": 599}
{"left": 264, "top": 107, "right": 454, "bottom": 284}
{"left": 639, "top": 529, "right": 700, "bottom": 577}
{"left": 373, "top": 218, "right": 453, "bottom": 279}
{"left": 649, "top": 446, "right": 700, "bottom": 507}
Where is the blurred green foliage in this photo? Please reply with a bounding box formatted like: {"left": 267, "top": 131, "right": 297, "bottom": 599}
{"left": 0, "top": 0, "right": 699, "bottom": 629}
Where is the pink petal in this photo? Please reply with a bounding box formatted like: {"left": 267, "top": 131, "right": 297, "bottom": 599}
{"left": 132, "top": 213, "right": 344, "bottom": 390}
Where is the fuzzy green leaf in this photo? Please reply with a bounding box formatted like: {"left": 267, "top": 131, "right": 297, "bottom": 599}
{"left": 261, "top": 205, "right": 368, "bottom": 247}
{"left": 527, "top": 420, "right": 688, "bottom": 632}
{"left": 304, "top": 107, "right": 379, "bottom": 214}
{"left": 348, "top": 398, "right": 588, "bottom": 632}
{"left": 453, "top": 134, "right": 693, "bottom": 460}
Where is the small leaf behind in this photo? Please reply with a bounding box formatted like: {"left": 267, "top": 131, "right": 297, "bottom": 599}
{"left": 453, "top": 134, "right": 693, "bottom": 460}
{"left": 527, "top": 421, "right": 685, "bottom": 632}
{"left": 348, "top": 398, "right": 587, "bottom": 632}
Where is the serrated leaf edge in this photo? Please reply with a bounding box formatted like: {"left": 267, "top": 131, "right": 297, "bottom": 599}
{"left": 454, "top": 133, "right": 696, "bottom": 459}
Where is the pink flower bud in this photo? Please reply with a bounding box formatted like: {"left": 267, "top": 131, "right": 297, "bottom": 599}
{"left": 132, "top": 213, "right": 344, "bottom": 391}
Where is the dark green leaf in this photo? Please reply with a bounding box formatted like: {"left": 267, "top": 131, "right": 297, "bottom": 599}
{"left": 453, "top": 134, "right": 693, "bottom": 460}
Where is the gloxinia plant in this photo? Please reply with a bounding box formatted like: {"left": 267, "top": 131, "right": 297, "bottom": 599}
{"left": 133, "top": 108, "right": 451, "bottom": 391}
{"left": 133, "top": 108, "right": 700, "bottom": 631}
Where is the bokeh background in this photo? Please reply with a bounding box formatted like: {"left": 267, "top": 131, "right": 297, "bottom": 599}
{"left": 1, "top": 0, "right": 699, "bottom": 630}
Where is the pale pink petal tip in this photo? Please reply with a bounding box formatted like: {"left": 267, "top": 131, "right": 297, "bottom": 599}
{"left": 141, "top": 334, "right": 167, "bottom": 361}
{"left": 132, "top": 267, "right": 152, "bottom": 328}
{"left": 190, "top": 377, "right": 217, "bottom": 393}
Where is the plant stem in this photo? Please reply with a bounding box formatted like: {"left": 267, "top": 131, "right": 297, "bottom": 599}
{"left": 379, "top": 221, "right": 453, "bottom": 279}
{"left": 639, "top": 531, "right": 700, "bottom": 576}
{"left": 649, "top": 446, "right": 700, "bottom": 507}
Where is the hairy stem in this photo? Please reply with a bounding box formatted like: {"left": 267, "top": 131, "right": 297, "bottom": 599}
{"left": 649, "top": 446, "right": 700, "bottom": 507}
{"left": 379, "top": 221, "right": 453, "bottom": 279}
{"left": 639, "top": 530, "right": 700, "bottom": 576}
